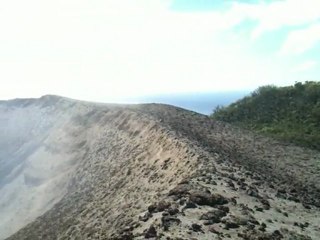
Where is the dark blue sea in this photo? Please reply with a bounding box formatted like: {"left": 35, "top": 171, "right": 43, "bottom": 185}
{"left": 126, "top": 91, "right": 249, "bottom": 115}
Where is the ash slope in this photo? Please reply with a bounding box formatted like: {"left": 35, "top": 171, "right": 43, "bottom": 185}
{"left": 2, "top": 96, "right": 320, "bottom": 240}
{"left": 0, "top": 95, "right": 103, "bottom": 239}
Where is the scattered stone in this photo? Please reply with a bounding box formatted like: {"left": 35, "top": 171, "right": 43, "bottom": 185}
{"left": 203, "top": 220, "right": 213, "bottom": 226}
{"left": 303, "top": 204, "right": 311, "bottom": 210}
{"left": 230, "top": 197, "right": 237, "bottom": 205}
{"left": 178, "top": 198, "right": 186, "bottom": 205}
{"left": 168, "top": 206, "right": 179, "bottom": 215}
{"left": 184, "top": 201, "right": 197, "bottom": 210}
{"left": 226, "top": 180, "right": 236, "bottom": 189}
{"left": 168, "top": 184, "right": 191, "bottom": 197}
{"left": 239, "top": 204, "right": 254, "bottom": 214}
{"left": 117, "top": 231, "right": 134, "bottom": 240}
{"left": 116, "top": 225, "right": 135, "bottom": 240}
{"left": 247, "top": 223, "right": 255, "bottom": 230}
{"left": 224, "top": 221, "right": 240, "bottom": 229}
{"left": 189, "top": 190, "right": 228, "bottom": 207}
{"left": 238, "top": 229, "right": 283, "bottom": 240}
{"left": 217, "top": 205, "right": 230, "bottom": 213}
{"left": 208, "top": 226, "right": 220, "bottom": 234}
{"left": 161, "top": 216, "right": 181, "bottom": 231}
{"left": 246, "top": 186, "right": 260, "bottom": 198}
{"left": 132, "top": 222, "right": 141, "bottom": 229}
{"left": 199, "top": 209, "right": 226, "bottom": 224}
{"left": 162, "top": 212, "right": 169, "bottom": 217}
{"left": 258, "top": 222, "right": 266, "bottom": 232}
{"left": 139, "top": 212, "right": 152, "bottom": 222}
{"left": 148, "top": 201, "right": 171, "bottom": 213}
{"left": 222, "top": 214, "right": 258, "bottom": 229}
{"left": 276, "top": 189, "right": 287, "bottom": 199}
{"left": 294, "top": 222, "right": 309, "bottom": 229}
{"left": 190, "top": 223, "right": 203, "bottom": 232}
{"left": 287, "top": 195, "right": 300, "bottom": 203}
{"left": 272, "top": 230, "right": 283, "bottom": 238}
{"left": 148, "top": 204, "right": 157, "bottom": 213}
{"left": 254, "top": 206, "right": 264, "bottom": 212}
{"left": 178, "top": 178, "right": 189, "bottom": 185}
{"left": 281, "top": 228, "right": 312, "bottom": 240}
{"left": 144, "top": 225, "right": 157, "bottom": 239}
{"left": 260, "top": 198, "right": 271, "bottom": 210}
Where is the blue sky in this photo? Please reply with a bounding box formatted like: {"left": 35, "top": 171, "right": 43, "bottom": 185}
{"left": 170, "top": 0, "right": 266, "bottom": 11}
{"left": 0, "top": 0, "right": 319, "bottom": 101}
{"left": 170, "top": 0, "right": 232, "bottom": 11}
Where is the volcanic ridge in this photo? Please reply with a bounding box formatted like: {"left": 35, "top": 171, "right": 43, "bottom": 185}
{"left": 0, "top": 95, "right": 319, "bottom": 240}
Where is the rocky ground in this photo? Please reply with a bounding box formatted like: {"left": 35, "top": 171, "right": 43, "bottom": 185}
{"left": 1, "top": 96, "right": 320, "bottom": 239}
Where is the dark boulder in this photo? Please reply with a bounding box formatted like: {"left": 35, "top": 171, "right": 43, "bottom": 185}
{"left": 189, "top": 190, "right": 228, "bottom": 207}
{"left": 148, "top": 201, "right": 171, "bottom": 213}
{"left": 161, "top": 216, "right": 181, "bottom": 231}
{"left": 168, "top": 184, "right": 191, "bottom": 197}
{"left": 139, "top": 212, "right": 152, "bottom": 222}
{"left": 199, "top": 209, "right": 227, "bottom": 224}
{"left": 144, "top": 225, "right": 157, "bottom": 239}
{"left": 190, "top": 223, "right": 203, "bottom": 232}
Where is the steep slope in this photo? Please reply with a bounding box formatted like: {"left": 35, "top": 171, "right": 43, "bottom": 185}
{"left": 1, "top": 96, "right": 320, "bottom": 240}
{"left": 0, "top": 96, "right": 92, "bottom": 238}
{"left": 0, "top": 96, "right": 200, "bottom": 239}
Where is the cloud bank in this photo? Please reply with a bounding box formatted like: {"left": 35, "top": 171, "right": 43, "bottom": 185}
{"left": 0, "top": 0, "right": 319, "bottom": 101}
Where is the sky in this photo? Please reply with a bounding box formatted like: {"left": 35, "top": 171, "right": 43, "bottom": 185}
{"left": 0, "top": 0, "right": 319, "bottom": 102}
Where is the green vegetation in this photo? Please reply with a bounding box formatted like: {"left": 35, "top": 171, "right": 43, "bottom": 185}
{"left": 211, "top": 81, "right": 320, "bottom": 150}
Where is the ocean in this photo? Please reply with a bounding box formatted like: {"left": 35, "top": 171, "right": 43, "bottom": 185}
{"left": 126, "top": 91, "right": 249, "bottom": 115}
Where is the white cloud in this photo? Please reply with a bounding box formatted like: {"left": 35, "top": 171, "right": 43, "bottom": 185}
{"left": 229, "top": 0, "right": 320, "bottom": 56}
{"left": 293, "top": 60, "right": 317, "bottom": 72}
{"left": 0, "top": 0, "right": 318, "bottom": 101}
{"left": 246, "top": 0, "right": 320, "bottom": 39}
{"left": 280, "top": 24, "right": 320, "bottom": 55}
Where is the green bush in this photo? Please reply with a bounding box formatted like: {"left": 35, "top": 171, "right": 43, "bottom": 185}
{"left": 211, "top": 81, "right": 320, "bottom": 150}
